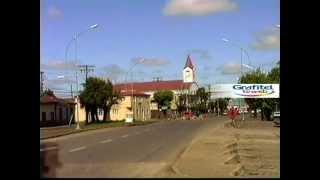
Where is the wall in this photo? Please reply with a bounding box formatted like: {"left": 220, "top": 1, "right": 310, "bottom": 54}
{"left": 132, "top": 96, "right": 151, "bottom": 121}
{"left": 110, "top": 96, "right": 151, "bottom": 121}
{"left": 74, "top": 100, "right": 87, "bottom": 123}
{"left": 40, "top": 103, "right": 72, "bottom": 122}
{"left": 40, "top": 104, "right": 55, "bottom": 121}
{"left": 110, "top": 96, "right": 131, "bottom": 121}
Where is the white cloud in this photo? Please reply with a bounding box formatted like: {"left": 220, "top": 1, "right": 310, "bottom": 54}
{"left": 163, "top": 0, "right": 238, "bottom": 16}
{"left": 252, "top": 29, "right": 280, "bottom": 51}
{"left": 188, "top": 49, "right": 212, "bottom": 60}
{"left": 100, "top": 64, "right": 126, "bottom": 83}
{"left": 202, "top": 65, "right": 212, "bottom": 71}
{"left": 220, "top": 63, "right": 253, "bottom": 75}
{"left": 48, "top": 6, "right": 64, "bottom": 20}
{"left": 47, "top": 77, "right": 76, "bottom": 85}
{"left": 41, "top": 61, "right": 78, "bottom": 71}
{"left": 131, "top": 57, "right": 170, "bottom": 67}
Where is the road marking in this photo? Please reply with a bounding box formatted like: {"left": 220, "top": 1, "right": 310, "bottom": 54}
{"left": 40, "top": 146, "right": 58, "bottom": 152}
{"left": 69, "top": 146, "right": 86, "bottom": 153}
{"left": 121, "top": 134, "right": 129, "bottom": 138}
{"left": 100, "top": 139, "right": 112, "bottom": 144}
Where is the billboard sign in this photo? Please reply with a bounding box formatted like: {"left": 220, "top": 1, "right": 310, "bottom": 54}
{"left": 211, "top": 84, "right": 279, "bottom": 98}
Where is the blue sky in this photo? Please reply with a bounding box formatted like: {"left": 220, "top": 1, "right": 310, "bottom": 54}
{"left": 41, "top": 0, "right": 279, "bottom": 97}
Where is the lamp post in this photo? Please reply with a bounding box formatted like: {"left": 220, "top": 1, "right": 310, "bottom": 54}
{"left": 124, "top": 58, "right": 145, "bottom": 121}
{"left": 222, "top": 38, "right": 251, "bottom": 121}
{"left": 65, "top": 24, "right": 99, "bottom": 130}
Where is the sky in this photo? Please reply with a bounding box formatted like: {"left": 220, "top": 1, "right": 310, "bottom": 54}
{"left": 40, "top": 0, "right": 280, "bottom": 97}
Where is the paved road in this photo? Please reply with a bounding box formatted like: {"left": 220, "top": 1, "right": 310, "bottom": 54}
{"left": 40, "top": 118, "right": 226, "bottom": 178}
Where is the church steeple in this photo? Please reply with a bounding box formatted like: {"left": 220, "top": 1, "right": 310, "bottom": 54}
{"left": 184, "top": 54, "right": 194, "bottom": 69}
{"left": 183, "top": 55, "right": 196, "bottom": 83}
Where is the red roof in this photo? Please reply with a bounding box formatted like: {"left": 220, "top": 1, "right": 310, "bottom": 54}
{"left": 120, "top": 92, "right": 150, "bottom": 97}
{"left": 115, "top": 80, "right": 193, "bottom": 93}
{"left": 40, "top": 95, "right": 60, "bottom": 103}
{"left": 184, "top": 55, "right": 194, "bottom": 69}
{"left": 40, "top": 95, "right": 75, "bottom": 104}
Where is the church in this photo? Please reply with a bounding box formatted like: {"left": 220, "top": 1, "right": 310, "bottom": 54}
{"left": 112, "top": 55, "right": 199, "bottom": 120}
{"left": 72, "top": 55, "right": 199, "bottom": 122}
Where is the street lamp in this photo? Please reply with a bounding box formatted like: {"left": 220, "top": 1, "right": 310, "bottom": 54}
{"left": 222, "top": 38, "right": 251, "bottom": 71}
{"left": 222, "top": 38, "right": 251, "bottom": 121}
{"left": 65, "top": 23, "right": 99, "bottom": 130}
{"left": 125, "top": 58, "right": 145, "bottom": 92}
{"left": 123, "top": 58, "right": 145, "bottom": 122}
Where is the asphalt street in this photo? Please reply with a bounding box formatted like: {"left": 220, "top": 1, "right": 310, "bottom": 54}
{"left": 40, "top": 118, "right": 225, "bottom": 178}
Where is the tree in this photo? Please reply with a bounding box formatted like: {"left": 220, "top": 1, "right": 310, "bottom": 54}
{"left": 41, "top": 89, "right": 54, "bottom": 96}
{"left": 79, "top": 77, "right": 122, "bottom": 124}
{"left": 208, "top": 100, "right": 216, "bottom": 113}
{"left": 215, "top": 98, "right": 229, "bottom": 115}
{"left": 176, "top": 93, "right": 187, "bottom": 116}
{"left": 239, "top": 65, "right": 280, "bottom": 120}
{"left": 153, "top": 90, "right": 174, "bottom": 118}
{"left": 101, "top": 79, "right": 123, "bottom": 122}
{"left": 195, "top": 87, "right": 210, "bottom": 114}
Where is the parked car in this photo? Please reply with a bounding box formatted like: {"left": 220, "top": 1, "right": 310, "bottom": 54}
{"left": 272, "top": 111, "right": 280, "bottom": 126}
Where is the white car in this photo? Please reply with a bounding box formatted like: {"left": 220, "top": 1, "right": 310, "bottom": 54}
{"left": 272, "top": 111, "right": 280, "bottom": 126}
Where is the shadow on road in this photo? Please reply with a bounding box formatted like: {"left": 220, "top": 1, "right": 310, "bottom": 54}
{"left": 40, "top": 142, "right": 62, "bottom": 178}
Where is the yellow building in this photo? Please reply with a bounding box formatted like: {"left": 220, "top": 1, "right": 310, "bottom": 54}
{"left": 114, "top": 55, "right": 198, "bottom": 118}
{"left": 110, "top": 92, "right": 151, "bottom": 121}
{"left": 74, "top": 92, "right": 151, "bottom": 123}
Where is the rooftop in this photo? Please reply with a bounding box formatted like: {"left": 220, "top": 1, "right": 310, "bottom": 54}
{"left": 114, "top": 80, "right": 193, "bottom": 93}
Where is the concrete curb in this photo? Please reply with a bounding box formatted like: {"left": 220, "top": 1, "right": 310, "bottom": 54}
{"left": 40, "top": 125, "right": 73, "bottom": 130}
{"left": 41, "top": 121, "right": 159, "bottom": 140}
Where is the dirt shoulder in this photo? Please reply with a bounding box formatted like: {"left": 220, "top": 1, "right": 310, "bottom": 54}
{"left": 158, "top": 117, "right": 280, "bottom": 178}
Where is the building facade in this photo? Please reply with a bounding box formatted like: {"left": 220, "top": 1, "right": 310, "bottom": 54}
{"left": 114, "top": 55, "right": 198, "bottom": 118}
{"left": 40, "top": 95, "right": 75, "bottom": 127}
{"left": 74, "top": 92, "right": 151, "bottom": 122}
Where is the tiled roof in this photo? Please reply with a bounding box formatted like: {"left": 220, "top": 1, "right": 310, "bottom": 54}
{"left": 114, "top": 80, "right": 193, "bottom": 93}
{"left": 40, "top": 95, "right": 60, "bottom": 103}
{"left": 40, "top": 95, "right": 75, "bottom": 104}
{"left": 120, "top": 92, "right": 150, "bottom": 97}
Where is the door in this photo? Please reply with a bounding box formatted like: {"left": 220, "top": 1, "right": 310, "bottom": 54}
{"left": 66, "top": 108, "right": 69, "bottom": 121}
{"left": 59, "top": 108, "right": 62, "bottom": 121}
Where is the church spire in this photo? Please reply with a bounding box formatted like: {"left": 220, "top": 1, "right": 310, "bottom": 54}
{"left": 184, "top": 54, "right": 194, "bottom": 69}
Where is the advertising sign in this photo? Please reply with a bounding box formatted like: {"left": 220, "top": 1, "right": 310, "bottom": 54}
{"left": 211, "top": 84, "right": 279, "bottom": 98}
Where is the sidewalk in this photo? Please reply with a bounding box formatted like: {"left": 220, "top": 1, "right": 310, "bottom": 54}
{"left": 162, "top": 117, "right": 280, "bottom": 178}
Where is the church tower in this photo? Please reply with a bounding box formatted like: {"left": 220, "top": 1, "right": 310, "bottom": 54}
{"left": 183, "top": 55, "right": 196, "bottom": 83}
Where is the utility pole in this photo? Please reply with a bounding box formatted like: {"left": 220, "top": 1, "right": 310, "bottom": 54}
{"left": 70, "top": 84, "right": 73, "bottom": 98}
{"left": 40, "top": 71, "right": 44, "bottom": 96}
{"left": 79, "top": 64, "right": 95, "bottom": 84}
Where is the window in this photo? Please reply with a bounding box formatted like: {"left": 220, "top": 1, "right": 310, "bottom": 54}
{"left": 59, "top": 108, "right": 62, "bottom": 121}
{"left": 42, "top": 112, "right": 46, "bottom": 121}
{"left": 50, "top": 112, "right": 55, "bottom": 121}
{"left": 66, "top": 108, "right": 69, "bottom": 121}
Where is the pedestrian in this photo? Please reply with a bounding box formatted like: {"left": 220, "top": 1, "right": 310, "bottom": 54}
{"left": 228, "top": 107, "right": 236, "bottom": 128}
